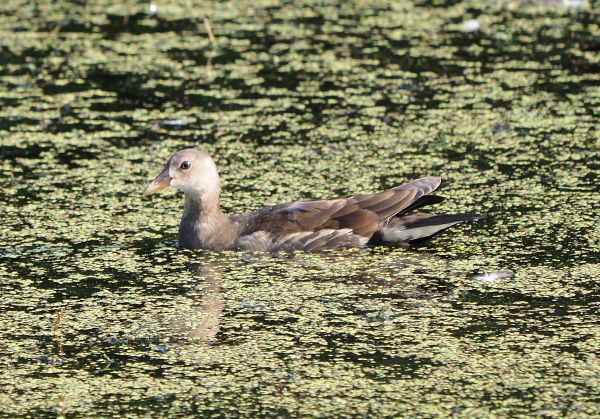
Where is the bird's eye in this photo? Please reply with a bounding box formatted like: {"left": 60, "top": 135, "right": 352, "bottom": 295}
{"left": 180, "top": 161, "right": 191, "bottom": 170}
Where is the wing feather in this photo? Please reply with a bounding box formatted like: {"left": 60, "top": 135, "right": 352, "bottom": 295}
{"left": 271, "top": 229, "right": 368, "bottom": 251}
{"left": 235, "top": 176, "right": 443, "bottom": 242}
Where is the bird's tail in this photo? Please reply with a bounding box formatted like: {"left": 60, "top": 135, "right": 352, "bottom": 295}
{"left": 372, "top": 213, "right": 483, "bottom": 246}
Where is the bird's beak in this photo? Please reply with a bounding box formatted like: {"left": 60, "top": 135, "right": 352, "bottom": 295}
{"left": 144, "top": 165, "right": 171, "bottom": 197}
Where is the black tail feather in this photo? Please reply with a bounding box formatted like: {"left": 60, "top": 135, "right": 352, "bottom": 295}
{"left": 369, "top": 212, "right": 483, "bottom": 246}
{"left": 404, "top": 213, "right": 483, "bottom": 245}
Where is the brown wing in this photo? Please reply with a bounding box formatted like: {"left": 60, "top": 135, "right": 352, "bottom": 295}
{"left": 235, "top": 176, "right": 442, "bottom": 240}
{"left": 272, "top": 229, "right": 369, "bottom": 251}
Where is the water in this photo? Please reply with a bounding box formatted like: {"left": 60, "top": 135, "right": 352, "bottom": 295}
{"left": 1, "top": 0, "right": 598, "bottom": 416}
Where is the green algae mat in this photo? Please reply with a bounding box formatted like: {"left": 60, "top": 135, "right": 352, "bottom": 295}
{"left": 1, "top": 0, "right": 598, "bottom": 416}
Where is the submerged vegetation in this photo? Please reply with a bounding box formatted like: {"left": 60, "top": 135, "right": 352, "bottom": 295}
{"left": 0, "top": 0, "right": 598, "bottom": 416}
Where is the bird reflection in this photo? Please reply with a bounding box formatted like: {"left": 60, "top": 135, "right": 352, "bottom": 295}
{"left": 170, "top": 258, "right": 225, "bottom": 342}
{"left": 167, "top": 247, "right": 485, "bottom": 342}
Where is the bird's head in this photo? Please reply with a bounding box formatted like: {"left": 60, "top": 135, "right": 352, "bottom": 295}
{"left": 143, "top": 149, "right": 220, "bottom": 198}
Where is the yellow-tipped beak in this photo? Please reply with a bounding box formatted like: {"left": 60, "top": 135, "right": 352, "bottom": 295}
{"left": 144, "top": 166, "right": 171, "bottom": 197}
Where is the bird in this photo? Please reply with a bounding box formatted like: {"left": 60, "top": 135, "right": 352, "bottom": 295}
{"left": 143, "top": 149, "right": 481, "bottom": 251}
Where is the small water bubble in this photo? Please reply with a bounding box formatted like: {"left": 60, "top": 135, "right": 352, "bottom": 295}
{"left": 461, "top": 19, "right": 480, "bottom": 33}
{"left": 473, "top": 269, "right": 515, "bottom": 282}
{"left": 102, "top": 337, "right": 119, "bottom": 345}
{"left": 157, "top": 119, "right": 187, "bottom": 128}
{"left": 562, "top": 0, "right": 583, "bottom": 8}
{"left": 154, "top": 343, "right": 169, "bottom": 353}
{"left": 398, "top": 82, "right": 419, "bottom": 91}
{"left": 492, "top": 122, "right": 508, "bottom": 133}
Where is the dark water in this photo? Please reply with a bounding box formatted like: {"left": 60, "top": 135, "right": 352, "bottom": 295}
{"left": 1, "top": 0, "right": 598, "bottom": 416}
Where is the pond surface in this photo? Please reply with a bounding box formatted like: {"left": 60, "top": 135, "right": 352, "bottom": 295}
{"left": 1, "top": 0, "right": 598, "bottom": 416}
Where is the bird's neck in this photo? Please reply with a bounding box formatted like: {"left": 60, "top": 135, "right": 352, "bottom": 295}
{"left": 182, "top": 188, "right": 227, "bottom": 224}
{"left": 179, "top": 188, "right": 236, "bottom": 250}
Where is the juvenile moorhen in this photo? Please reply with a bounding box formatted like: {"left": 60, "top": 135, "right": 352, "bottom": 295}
{"left": 144, "top": 149, "right": 481, "bottom": 251}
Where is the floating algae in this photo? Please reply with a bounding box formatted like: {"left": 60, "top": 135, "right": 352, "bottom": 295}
{"left": 0, "top": 0, "right": 598, "bottom": 416}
